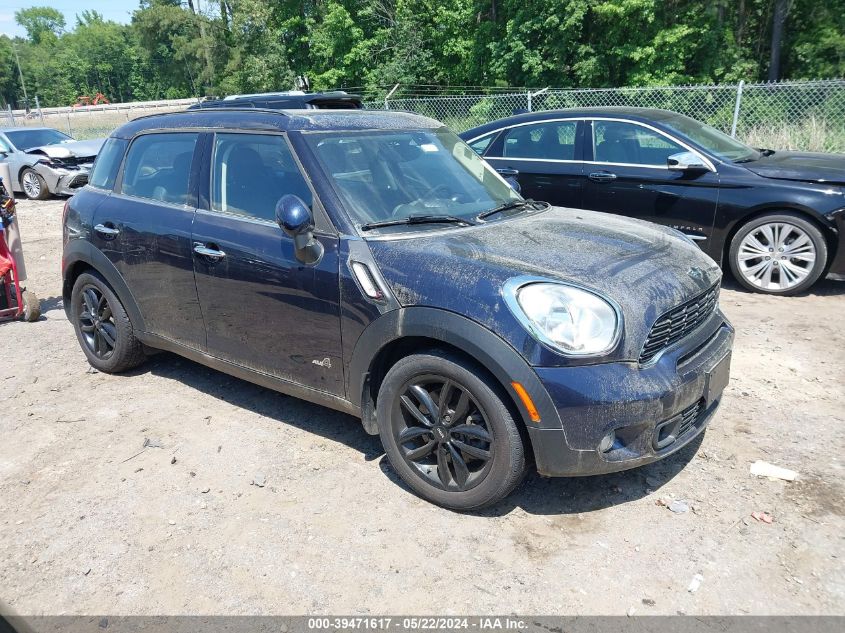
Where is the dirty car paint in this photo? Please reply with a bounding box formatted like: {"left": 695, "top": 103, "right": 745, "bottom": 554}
{"left": 367, "top": 205, "right": 722, "bottom": 367}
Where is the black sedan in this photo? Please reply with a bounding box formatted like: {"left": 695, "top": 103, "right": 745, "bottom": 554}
{"left": 460, "top": 108, "right": 845, "bottom": 295}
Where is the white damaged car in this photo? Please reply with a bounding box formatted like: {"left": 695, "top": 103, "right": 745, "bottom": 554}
{"left": 0, "top": 127, "right": 105, "bottom": 199}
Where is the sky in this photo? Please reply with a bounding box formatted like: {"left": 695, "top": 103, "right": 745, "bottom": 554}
{"left": 1, "top": 0, "right": 139, "bottom": 38}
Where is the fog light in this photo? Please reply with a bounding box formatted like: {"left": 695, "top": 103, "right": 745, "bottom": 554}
{"left": 599, "top": 431, "right": 616, "bottom": 453}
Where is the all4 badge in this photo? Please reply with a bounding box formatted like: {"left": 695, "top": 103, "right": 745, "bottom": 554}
{"left": 312, "top": 357, "right": 332, "bottom": 368}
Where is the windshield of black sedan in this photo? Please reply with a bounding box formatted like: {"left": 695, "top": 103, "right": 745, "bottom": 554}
{"left": 661, "top": 113, "right": 761, "bottom": 163}
{"left": 304, "top": 128, "right": 521, "bottom": 231}
{"left": 6, "top": 129, "right": 73, "bottom": 151}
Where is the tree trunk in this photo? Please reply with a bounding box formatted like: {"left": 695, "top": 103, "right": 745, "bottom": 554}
{"left": 768, "top": 0, "right": 788, "bottom": 81}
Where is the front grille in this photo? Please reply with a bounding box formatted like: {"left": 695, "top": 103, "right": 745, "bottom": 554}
{"left": 66, "top": 174, "right": 88, "bottom": 188}
{"left": 62, "top": 155, "right": 96, "bottom": 167}
{"left": 653, "top": 398, "right": 704, "bottom": 450}
{"left": 640, "top": 283, "right": 719, "bottom": 364}
{"left": 676, "top": 399, "right": 702, "bottom": 437}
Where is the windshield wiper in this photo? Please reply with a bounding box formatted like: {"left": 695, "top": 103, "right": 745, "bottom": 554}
{"left": 477, "top": 199, "right": 543, "bottom": 220}
{"left": 359, "top": 214, "right": 475, "bottom": 232}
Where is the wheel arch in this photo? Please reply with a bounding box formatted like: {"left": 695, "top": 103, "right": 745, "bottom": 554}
{"left": 62, "top": 240, "right": 147, "bottom": 334}
{"left": 347, "top": 307, "right": 561, "bottom": 439}
{"left": 722, "top": 205, "right": 838, "bottom": 275}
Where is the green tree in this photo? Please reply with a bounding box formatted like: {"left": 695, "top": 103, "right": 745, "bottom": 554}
{"left": 14, "top": 7, "right": 66, "bottom": 45}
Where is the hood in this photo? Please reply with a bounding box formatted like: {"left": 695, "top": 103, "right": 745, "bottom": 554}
{"left": 367, "top": 207, "right": 722, "bottom": 363}
{"left": 26, "top": 138, "right": 105, "bottom": 160}
{"left": 744, "top": 151, "right": 845, "bottom": 185}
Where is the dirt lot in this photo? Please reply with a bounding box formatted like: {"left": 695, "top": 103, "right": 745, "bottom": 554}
{"left": 1, "top": 198, "right": 843, "bottom": 616}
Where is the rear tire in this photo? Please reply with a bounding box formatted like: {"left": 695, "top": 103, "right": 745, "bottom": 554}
{"left": 20, "top": 168, "right": 50, "bottom": 200}
{"left": 377, "top": 349, "right": 527, "bottom": 510}
{"left": 728, "top": 212, "right": 827, "bottom": 295}
{"left": 70, "top": 271, "right": 146, "bottom": 373}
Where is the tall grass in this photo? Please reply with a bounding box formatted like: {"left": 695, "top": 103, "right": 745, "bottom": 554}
{"left": 741, "top": 116, "right": 845, "bottom": 153}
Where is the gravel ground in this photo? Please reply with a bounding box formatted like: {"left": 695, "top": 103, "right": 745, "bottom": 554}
{"left": 1, "top": 198, "right": 843, "bottom": 616}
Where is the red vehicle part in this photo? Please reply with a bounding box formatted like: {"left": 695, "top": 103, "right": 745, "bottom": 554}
{"left": 0, "top": 185, "right": 39, "bottom": 322}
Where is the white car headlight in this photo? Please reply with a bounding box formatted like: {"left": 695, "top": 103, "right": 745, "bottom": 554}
{"left": 506, "top": 280, "right": 621, "bottom": 356}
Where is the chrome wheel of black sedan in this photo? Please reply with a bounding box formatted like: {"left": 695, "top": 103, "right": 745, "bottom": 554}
{"left": 729, "top": 212, "right": 828, "bottom": 295}
{"left": 377, "top": 350, "right": 526, "bottom": 511}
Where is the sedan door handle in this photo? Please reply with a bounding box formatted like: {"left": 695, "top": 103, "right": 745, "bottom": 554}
{"left": 193, "top": 242, "right": 226, "bottom": 259}
{"left": 588, "top": 171, "right": 617, "bottom": 183}
{"left": 94, "top": 223, "right": 120, "bottom": 238}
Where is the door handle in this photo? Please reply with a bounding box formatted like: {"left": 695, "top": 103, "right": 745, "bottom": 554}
{"left": 588, "top": 171, "right": 617, "bottom": 183}
{"left": 193, "top": 242, "right": 226, "bottom": 259}
{"left": 94, "top": 223, "right": 120, "bottom": 238}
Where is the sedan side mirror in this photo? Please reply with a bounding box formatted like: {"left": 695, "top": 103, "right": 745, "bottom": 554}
{"left": 495, "top": 167, "right": 522, "bottom": 193}
{"left": 275, "top": 194, "right": 323, "bottom": 265}
{"left": 667, "top": 151, "right": 709, "bottom": 172}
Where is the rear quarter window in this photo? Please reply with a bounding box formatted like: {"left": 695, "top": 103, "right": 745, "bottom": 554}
{"left": 88, "top": 138, "right": 128, "bottom": 190}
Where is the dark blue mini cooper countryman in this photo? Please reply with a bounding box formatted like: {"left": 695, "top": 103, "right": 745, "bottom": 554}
{"left": 63, "top": 109, "right": 734, "bottom": 510}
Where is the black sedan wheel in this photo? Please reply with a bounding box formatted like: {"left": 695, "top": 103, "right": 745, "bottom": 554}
{"left": 377, "top": 350, "right": 526, "bottom": 510}
{"left": 20, "top": 168, "right": 50, "bottom": 200}
{"left": 729, "top": 212, "right": 828, "bottom": 295}
{"left": 71, "top": 271, "right": 146, "bottom": 373}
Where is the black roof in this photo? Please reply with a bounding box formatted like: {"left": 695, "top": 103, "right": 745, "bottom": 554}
{"left": 187, "top": 91, "right": 363, "bottom": 111}
{"left": 111, "top": 109, "right": 443, "bottom": 139}
{"left": 457, "top": 107, "right": 689, "bottom": 138}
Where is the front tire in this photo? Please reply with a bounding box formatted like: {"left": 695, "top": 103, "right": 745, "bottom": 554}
{"left": 70, "top": 271, "right": 146, "bottom": 373}
{"left": 20, "top": 168, "right": 50, "bottom": 200}
{"left": 377, "top": 350, "right": 527, "bottom": 510}
{"left": 729, "top": 212, "right": 828, "bottom": 295}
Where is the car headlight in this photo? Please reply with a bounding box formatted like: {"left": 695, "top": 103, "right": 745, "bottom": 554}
{"left": 505, "top": 280, "right": 621, "bottom": 356}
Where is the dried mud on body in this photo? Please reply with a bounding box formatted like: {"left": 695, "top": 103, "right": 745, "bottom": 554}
{"left": 1, "top": 198, "right": 843, "bottom": 615}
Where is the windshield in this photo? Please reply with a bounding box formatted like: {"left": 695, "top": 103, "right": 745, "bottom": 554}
{"left": 6, "top": 128, "right": 73, "bottom": 151}
{"left": 660, "top": 113, "right": 761, "bottom": 162}
{"left": 303, "top": 127, "right": 521, "bottom": 233}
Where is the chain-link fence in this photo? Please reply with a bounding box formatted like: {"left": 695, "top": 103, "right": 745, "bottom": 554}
{"left": 373, "top": 79, "right": 845, "bottom": 153}
{"left": 1, "top": 98, "right": 199, "bottom": 140}
{"left": 3, "top": 80, "right": 843, "bottom": 151}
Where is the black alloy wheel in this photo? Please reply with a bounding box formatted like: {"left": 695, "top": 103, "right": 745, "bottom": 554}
{"left": 77, "top": 284, "right": 117, "bottom": 360}
{"left": 393, "top": 375, "right": 494, "bottom": 492}
{"left": 377, "top": 350, "right": 527, "bottom": 510}
{"left": 70, "top": 271, "right": 146, "bottom": 373}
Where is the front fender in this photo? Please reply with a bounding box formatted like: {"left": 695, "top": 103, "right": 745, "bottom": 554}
{"left": 347, "top": 306, "right": 563, "bottom": 432}
{"left": 62, "top": 239, "right": 147, "bottom": 334}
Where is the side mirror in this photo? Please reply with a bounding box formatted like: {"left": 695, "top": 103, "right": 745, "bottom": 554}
{"left": 275, "top": 194, "right": 323, "bottom": 265}
{"left": 667, "top": 151, "right": 709, "bottom": 172}
{"left": 495, "top": 167, "right": 521, "bottom": 193}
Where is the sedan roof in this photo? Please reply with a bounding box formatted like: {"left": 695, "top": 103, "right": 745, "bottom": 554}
{"left": 111, "top": 109, "right": 443, "bottom": 139}
{"left": 458, "top": 107, "right": 687, "bottom": 138}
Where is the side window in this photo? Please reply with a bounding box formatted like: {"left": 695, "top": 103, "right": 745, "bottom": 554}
{"left": 467, "top": 133, "right": 497, "bottom": 156}
{"left": 0, "top": 136, "right": 11, "bottom": 153}
{"left": 88, "top": 138, "right": 128, "bottom": 190}
{"left": 212, "top": 133, "right": 312, "bottom": 222}
{"left": 491, "top": 121, "right": 577, "bottom": 160}
{"left": 593, "top": 121, "right": 683, "bottom": 166}
{"left": 121, "top": 133, "right": 198, "bottom": 204}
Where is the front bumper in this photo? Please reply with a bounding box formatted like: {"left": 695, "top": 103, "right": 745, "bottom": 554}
{"left": 35, "top": 163, "right": 91, "bottom": 196}
{"left": 527, "top": 310, "right": 734, "bottom": 477}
